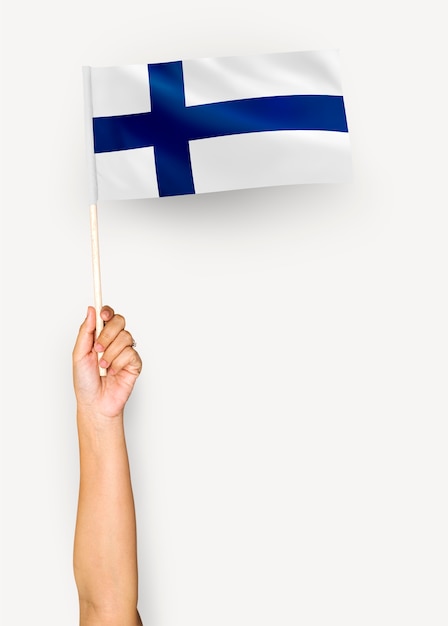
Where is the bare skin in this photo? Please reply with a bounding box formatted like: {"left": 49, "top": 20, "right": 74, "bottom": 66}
{"left": 73, "top": 305, "right": 143, "bottom": 626}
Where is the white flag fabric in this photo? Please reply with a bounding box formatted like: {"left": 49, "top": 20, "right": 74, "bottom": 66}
{"left": 83, "top": 50, "right": 351, "bottom": 201}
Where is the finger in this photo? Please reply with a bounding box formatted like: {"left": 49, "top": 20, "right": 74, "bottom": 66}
{"left": 99, "top": 329, "right": 135, "bottom": 369}
{"left": 94, "top": 313, "right": 126, "bottom": 352}
{"left": 109, "top": 346, "right": 142, "bottom": 377}
{"left": 101, "top": 305, "right": 115, "bottom": 322}
{"left": 73, "top": 307, "right": 96, "bottom": 361}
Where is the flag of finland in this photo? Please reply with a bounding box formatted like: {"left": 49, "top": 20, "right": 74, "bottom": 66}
{"left": 83, "top": 50, "right": 351, "bottom": 200}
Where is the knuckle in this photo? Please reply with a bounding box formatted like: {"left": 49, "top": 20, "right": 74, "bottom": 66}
{"left": 121, "top": 330, "right": 133, "bottom": 344}
{"left": 126, "top": 346, "right": 142, "bottom": 367}
{"left": 131, "top": 351, "right": 143, "bottom": 372}
{"left": 114, "top": 314, "right": 126, "bottom": 327}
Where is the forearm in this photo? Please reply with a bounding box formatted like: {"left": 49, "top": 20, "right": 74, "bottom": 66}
{"left": 74, "top": 410, "right": 140, "bottom": 623}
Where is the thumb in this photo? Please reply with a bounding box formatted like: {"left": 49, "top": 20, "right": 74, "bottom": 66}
{"left": 73, "top": 306, "right": 96, "bottom": 361}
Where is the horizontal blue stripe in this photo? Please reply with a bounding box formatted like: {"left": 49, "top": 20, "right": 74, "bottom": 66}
{"left": 93, "top": 94, "right": 348, "bottom": 153}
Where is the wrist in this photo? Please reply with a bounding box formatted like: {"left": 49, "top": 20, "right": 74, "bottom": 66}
{"left": 76, "top": 409, "right": 127, "bottom": 460}
{"left": 77, "top": 406, "right": 124, "bottom": 432}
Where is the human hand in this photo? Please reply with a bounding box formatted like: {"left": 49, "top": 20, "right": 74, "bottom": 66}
{"left": 73, "top": 306, "right": 142, "bottom": 420}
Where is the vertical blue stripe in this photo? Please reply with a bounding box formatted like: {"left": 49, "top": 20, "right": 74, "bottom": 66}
{"left": 148, "top": 62, "right": 195, "bottom": 196}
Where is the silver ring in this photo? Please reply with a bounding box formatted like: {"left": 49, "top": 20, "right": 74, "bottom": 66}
{"left": 132, "top": 340, "right": 137, "bottom": 348}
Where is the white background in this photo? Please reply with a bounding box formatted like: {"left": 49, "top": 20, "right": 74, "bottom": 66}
{"left": 1, "top": 1, "right": 447, "bottom": 624}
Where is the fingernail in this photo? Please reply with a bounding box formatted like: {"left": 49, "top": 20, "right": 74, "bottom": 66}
{"left": 94, "top": 342, "right": 104, "bottom": 352}
{"left": 99, "top": 358, "right": 109, "bottom": 368}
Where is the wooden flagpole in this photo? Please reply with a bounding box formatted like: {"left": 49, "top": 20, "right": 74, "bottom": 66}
{"left": 89, "top": 203, "right": 107, "bottom": 376}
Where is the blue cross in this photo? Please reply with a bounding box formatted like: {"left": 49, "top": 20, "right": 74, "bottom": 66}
{"left": 93, "top": 61, "right": 348, "bottom": 197}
